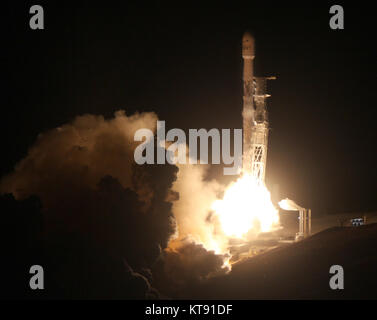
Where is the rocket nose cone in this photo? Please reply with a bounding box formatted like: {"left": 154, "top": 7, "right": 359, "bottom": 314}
{"left": 242, "top": 31, "right": 254, "bottom": 42}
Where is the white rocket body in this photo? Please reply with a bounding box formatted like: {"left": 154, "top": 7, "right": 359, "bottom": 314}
{"left": 242, "top": 32, "right": 270, "bottom": 184}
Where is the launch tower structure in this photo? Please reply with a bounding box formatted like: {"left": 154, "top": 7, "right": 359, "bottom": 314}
{"left": 242, "top": 32, "right": 275, "bottom": 185}
{"left": 250, "top": 76, "right": 275, "bottom": 184}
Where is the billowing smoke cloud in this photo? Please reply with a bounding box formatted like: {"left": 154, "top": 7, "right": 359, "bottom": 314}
{"left": 164, "top": 242, "right": 227, "bottom": 281}
{"left": 153, "top": 241, "right": 228, "bottom": 298}
{"left": 0, "top": 110, "right": 229, "bottom": 298}
{"left": 169, "top": 163, "right": 229, "bottom": 254}
{"left": 0, "top": 110, "right": 157, "bottom": 206}
{"left": 0, "top": 110, "right": 177, "bottom": 298}
{"left": 149, "top": 160, "right": 232, "bottom": 296}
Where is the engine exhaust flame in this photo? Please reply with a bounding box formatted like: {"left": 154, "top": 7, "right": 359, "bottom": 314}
{"left": 211, "top": 173, "right": 279, "bottom": 239}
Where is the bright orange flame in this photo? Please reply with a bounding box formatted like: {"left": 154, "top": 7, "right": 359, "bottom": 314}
{"left": 211, "top": 173, "right": 279, "bottom": 239}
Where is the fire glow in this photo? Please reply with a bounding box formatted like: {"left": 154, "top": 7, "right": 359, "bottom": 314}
{"left": 167, "top": 33, "right": 281, "bottom": 268}
{"left": 211, "top": 173, "right": 279, "bottom": 239}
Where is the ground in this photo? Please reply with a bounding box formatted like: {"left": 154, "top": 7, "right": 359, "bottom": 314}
{"left": 167, "top": 223, "right": 377, "bottom": 299}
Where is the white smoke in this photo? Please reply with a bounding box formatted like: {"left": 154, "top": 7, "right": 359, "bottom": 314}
{"left": 278, "top": 198, "right": 304, "bottom": 211}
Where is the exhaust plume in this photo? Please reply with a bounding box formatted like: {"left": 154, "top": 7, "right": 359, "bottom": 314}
{"left": 279, "top": 198, "right": 304, "bottom": 211}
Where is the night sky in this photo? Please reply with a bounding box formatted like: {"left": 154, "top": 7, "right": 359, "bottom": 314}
{"left": 4, "top": 1, "right": 376, "bottom": 214}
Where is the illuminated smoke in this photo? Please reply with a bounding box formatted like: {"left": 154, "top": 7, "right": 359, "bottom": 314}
{"left": 0, "top": 110, "right": 158, "bottom": 204}
{"left": 279, "top": 198, "right": 304, "bottom": 211}
{"left": 169, "top": 163, "right": 228, "bottom": 254}
{"left": 1, "top": 108, "right": 281, "bottom": 286}
{"left": 0, "top": 110, "right": 232, "bottom": 286}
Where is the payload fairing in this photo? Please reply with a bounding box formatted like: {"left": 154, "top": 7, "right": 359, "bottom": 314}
{"left": 242, "top": 32, "right": 275, "bottom": 184}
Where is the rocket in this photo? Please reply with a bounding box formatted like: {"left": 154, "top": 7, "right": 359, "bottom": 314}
{"left": 242, "top": 32, "right": 275, "bottom": 184}
{"left": 242, "top": 32, "right": 255, "bottom": 174}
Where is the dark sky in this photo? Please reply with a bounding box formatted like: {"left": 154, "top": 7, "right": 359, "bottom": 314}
{"left": 4, "top": 1, "right": 376, "bottom": 214}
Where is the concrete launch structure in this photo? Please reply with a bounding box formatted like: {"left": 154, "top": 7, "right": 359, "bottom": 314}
{"left": 279, "top": 199, "right": 312, "bottom": 241}
{"left": 297, "top": 208, "right": 312, "bottom": 241}
{"left": 242, "top": 32, "right": 275, "bottom": 184}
